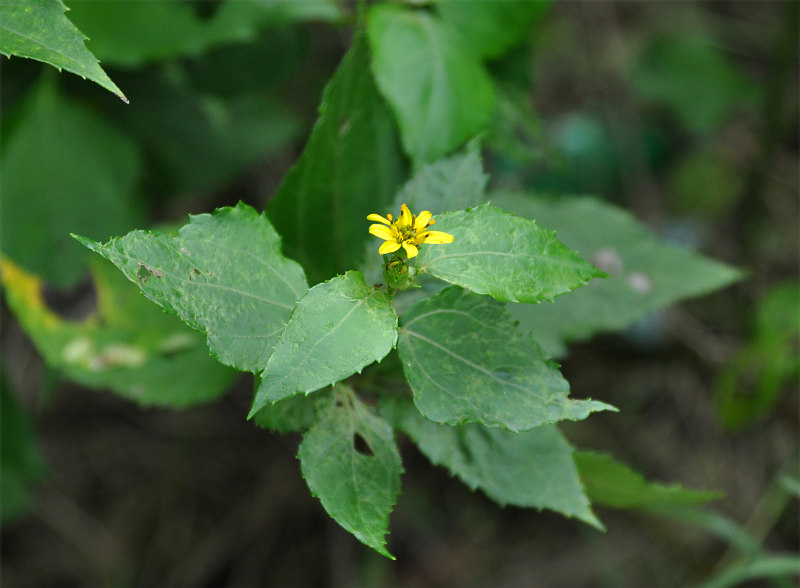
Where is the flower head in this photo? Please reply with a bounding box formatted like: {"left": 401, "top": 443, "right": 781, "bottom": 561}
{"left": 368, "top": 204, "right": 454, "bottom": 258}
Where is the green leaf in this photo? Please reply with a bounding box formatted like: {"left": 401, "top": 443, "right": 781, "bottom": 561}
{"left": 392, "top": 142, "right": 488, "bottom": 215}
{"left": 416, "top": 203, "right": 603, "bottom": 304}
{"left": 397, "top": 287, "right": 614, "bottom": 432}
{"left": 253, "top": 394, "right": 316, "bottom": 434}
{"left": 1, "top": 256, "right": 236, "bottom": 407}
{"left": 74, "top": 202, "right": 308, "bottom": 374}
{"left": 367, "top": 3, "right": 496, "bottom": 165}
{"left": 574, "top": 451, "right": 723, "bottom": 509}
{"left": 66, "top": 0, "right": 341, "bottom": 67}
{"left": 0, "top": 77, "right": 141, "bottom": 288}
{"left": 251, "top": 271, "right": 397, "bottom": 414}
{"left": 268, "top": 29, "right": 405, "bottom": 284}
{"left": 298, "top": 386, "right": 403, "bottom": 559}
{"left": 632, "top": 35, "right": 758, "bottom": 135}
{"left": 0, "top": 0, "right": 126, "bottom": 101}
{"left": 491, "top": 193, "right": 744, "bottom": 356}
{"left": 382, "top": 396, "right": 600, "bottom": 527}
{"left": 434, "top": 0, "right": 549, "bottom": 60}
{"left": 112, "top": 73, "right": 301, "bottom": 194}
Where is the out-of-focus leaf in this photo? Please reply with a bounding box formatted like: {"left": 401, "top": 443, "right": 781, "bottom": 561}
{"left": 383, "top": 395, "right": 600, "bottom": 527}
{"left": 1, "top": 256, "right": 236, "bottom": 407}
{"left": 367, "top": 3, "right": 495, "bottom": 165}
{"left": 715, "top": 282, "right": 800, "bottom": 429}
{"left": 67, "top": 0, "right": 341, "bottom": 67}
{"left": 392, "top": 142, "right": 487, "bottom": 215}
{"left": 632, "top": 35, "right": 757, "bottom": 135}
{"left": 575, "top": 451, "right": 722, "bottom": 509}
{"left": 0, "top": 77, "right": 141, "bottom": 288}
{"left": 251, "top": 271, "right": 397, "bottom": 413}
{"left": 434, "top": 0, "right": 549, "bottom": 59}
{"left": 669, "top": 149, "right": 743, "bottom": 216}
{"left": 75, "top": 202, "right": 308, "bottom": 373}
{"left": 268, "top": 30, "right": 405, "bottom": 284}
{"left": 298, "top": 386, "right": 403, "bottom": 559}
{"left": 253, "top": 394, "right": 316, "bottom": 433}
{"left": 492, "top": 193, "right": 744, "bottom": 357}
{"left": 416, "top": 203, "right": 603, "bottom": 304}
{"left": 113, "top": 72, "right": 301, "bottom": 194}
{"left": 398, "top": 287, "right": 614, "bottom": 431}
{"left": 0, "top": 384, "right": 47, "bottom": 523}
{"left": 0, "top": 0, "right": 126, "bottom": 100}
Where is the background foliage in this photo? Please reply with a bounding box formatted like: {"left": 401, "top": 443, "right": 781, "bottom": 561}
{"left": 1, "top": 1, "right": 797, "bottom": 586}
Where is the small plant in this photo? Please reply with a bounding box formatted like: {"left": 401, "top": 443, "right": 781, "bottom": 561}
{"left": 9, "top": 0, "right": 792, "bottom": 579}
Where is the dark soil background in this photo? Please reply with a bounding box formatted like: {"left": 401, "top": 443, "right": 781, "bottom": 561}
{"left": 2, "top": 2, "right": 798, "bottom": 587}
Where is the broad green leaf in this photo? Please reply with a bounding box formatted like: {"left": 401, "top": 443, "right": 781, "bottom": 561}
{"left": 632, "top": 35, "right": 758, "bottom": 135}
{"left": 253, "top": 394, "right": 316, "bottom": 434}
{"left": 1, "top": 256, "right": 236, "bottom": 407}
{"left": 416, "top": 203, "right": 604, "bottom": 304}
{"left": 575, "top": 451, "right": 722, "bottom": 509}
{"left": 67, "top": 0, "right": 340, "bottom": 67}
{"left": 715, "top": 281, "right": 800, "bottom": 429}
{"left": 367, "top": 4, "right": 495, "bottom": 165}
{"left": 434, "top": 0, "right": 549, "bottom": 59}
{"left": 251, "top": 271, "right": 397, "bottom": 413}
{"left": 392, "top": 142, "right": 488, "bottom": 215}
{"left": 0, "top": 77, "right": 141, "bottom": 288}
{"left": 382, "top": 396, "right": 600, "bottom": 527}
{"left": 1, "top": 384, "right": 47, "bottom": 523}
{"left": 268, "top": 30, "right": 405, "bottom": 284}
{"left": 398, "top": 287, "right": 614, "bottom": 432}
{"left": 112, "top": 72, "right": 301, "bottom": 194}
{"left": 491, "top": 193, "right": 744, "bottom": 356}
{"left": 299, "top": 386, "right": 403, "bottom": 559}
{"left": 75, "top": 202, "right": 308, "bottom": 373}
{"left": 0, "top": 0, "right": 125, "bottom": 101}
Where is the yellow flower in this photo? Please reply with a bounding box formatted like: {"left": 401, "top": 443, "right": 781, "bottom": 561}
{"left": 368, "top": 204, "right": 454, "bottom": 258}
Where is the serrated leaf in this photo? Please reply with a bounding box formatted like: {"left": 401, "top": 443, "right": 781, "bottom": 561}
{"left": 382, "top": 395, "right": 600, "bottom": 527}
{"left": 251, "top": 271, "right": 397, "bottom": 413}
{"left": 491, "top": 193, "right": 744, "bottom": 356}
{"left": 434, "top": 0, "right": 549, "bottom": 60}
{"left": 1, "top": 256, "right": 236, "bottom": 407}
{"left": 75, "top": 202, "right": 307, "bottom": 373}
{"left": 398, "top": 287, "right": 614, "bottom": 431}
{"left": 299, "top": 387, "right": 403, "bottom": 559}
{"left": 392, "top": 142, "right": 488, "bottom": 215}
{"left": 0, "top": 0, "right": 125, "bottom": 101}
{"left": 575, "top": 451, "right": 723, "bottom": 509}
{"left": 0, "top": 77, "right": 141, "bottom": 288}
{"left": 268, "top": 29, "right": 405, "bottom": 284}
{"left": 367, "top": 3, "right": 495, "bottom": 165}
{"left": 416, "top": 203, "right": 603, "bottom": 303}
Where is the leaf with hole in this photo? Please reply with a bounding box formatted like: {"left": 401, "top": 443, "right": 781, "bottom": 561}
{"left": 299, "top": 387, "right": 403, "bottom": 559}
{"left": 75, "top": 202, "right": 308, "bottom": 373}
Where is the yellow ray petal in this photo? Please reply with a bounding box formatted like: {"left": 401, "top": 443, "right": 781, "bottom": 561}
{"left": 422, "top": 230, "right": 454, "bottom": 244}
{"left": 367, "top": 213, "right": 392, "bottom": 225}
{"left": 379, "top": 240, "right": 402, "bottom": 254}
{"left": 401, "top": 241, "right": 419, "bottom": 258}
{"left": 414, "top": 210, "right": 433, "bottom": 231}
{"left": 399, "top": 203, "right": 413, "bottom": 227}
{"left": 369, "top": 224, "right": 396, "bottom": 240}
